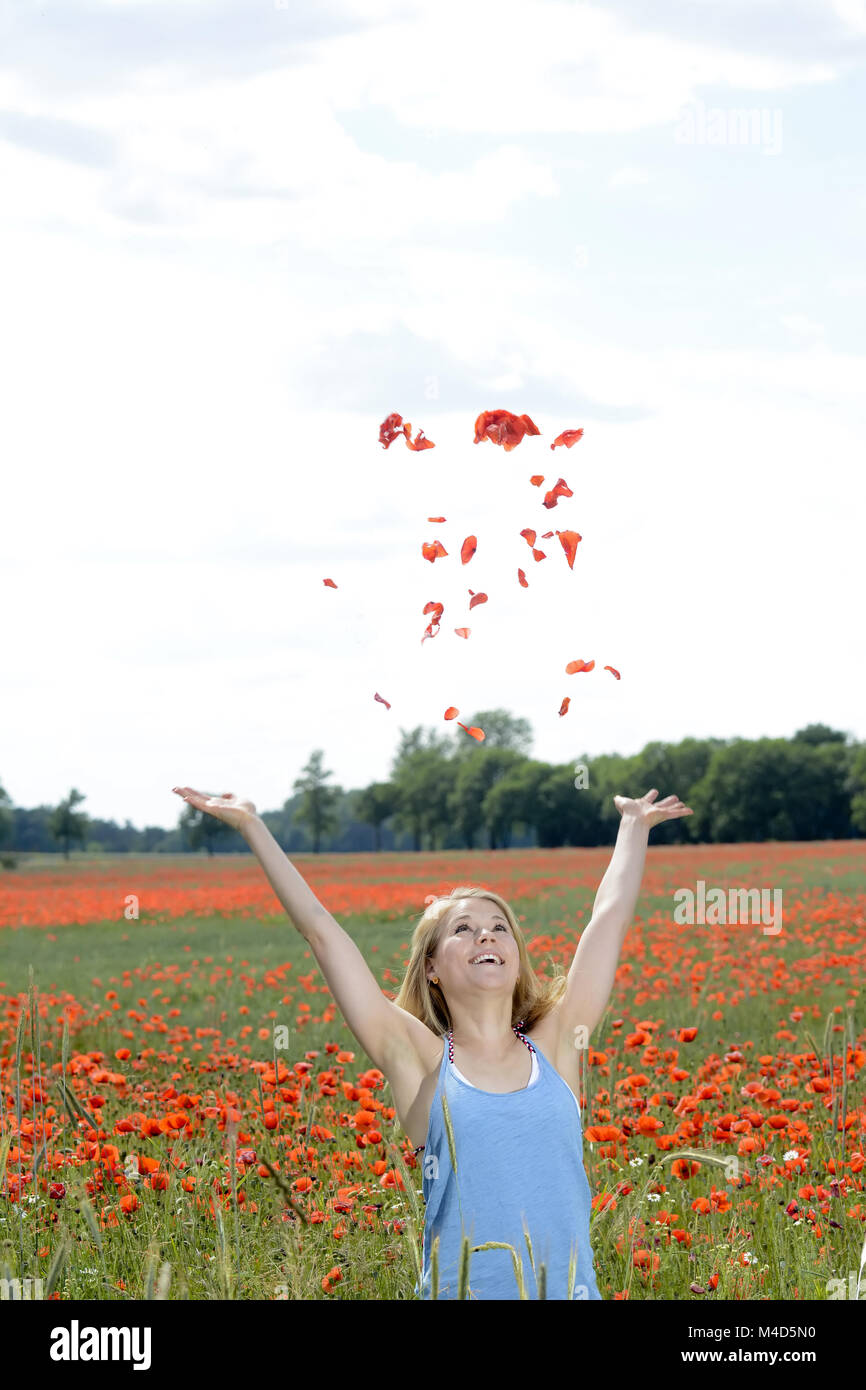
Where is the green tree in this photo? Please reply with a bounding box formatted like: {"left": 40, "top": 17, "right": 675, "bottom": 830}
{"left": 628, "top": 738, "right": 728, "bottom": 842}
{"left": 389, "top": 726, "right": 454, "bottom": 851}
{"left": 531, "top": 763, "right": 605, "bottom": 847}
{"left": 449, "top": 747, "right": 525, "bottom": 849}
{"left": 0, "top": 779, "right": 13, "bottom": 850}
{"left": 353, "top": 782, "right": 396, "bottom": 851}
{"left": 689, "top": 738, "right": 853, "bottom": 842}
{"left": 576, "top": 751, "right": 635, "bottom": 841}
{"left": 793, "top": 723, "right": 849, "bottom": 746}
{"left": 451, "top": 708, "right": 533, "bottom": 760}
{"left": 482, "top": 760, "right": 549, "bottom": 848}
{"left": 50, "top": 788, "right": 89, "bottom": 859}
{"left": 178, "top": 800, "right": 236, "bottom": 855}
{"left": 292, "top": 750, "right": 341, "bottom": 854}
{"left": 849, "top": 744, "right": 866, "bottom": 835}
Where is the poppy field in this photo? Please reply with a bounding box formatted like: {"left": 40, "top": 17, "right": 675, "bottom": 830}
{"left": 1, "top": 840, "right": 865, "bottom": 1301}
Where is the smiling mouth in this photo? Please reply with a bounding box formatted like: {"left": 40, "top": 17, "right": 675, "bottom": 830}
{"left": 469, "top": 955, "right": 504, "bottom": 965}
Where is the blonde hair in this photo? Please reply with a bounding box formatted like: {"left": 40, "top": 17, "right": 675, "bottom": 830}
{"left": 393, "top": 885, "right": 567, "bottom": 1035}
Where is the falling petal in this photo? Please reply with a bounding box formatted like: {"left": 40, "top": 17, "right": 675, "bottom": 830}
{"left": 550, "top": 428, "right": 584, "bottom": 450}
{"left": 529, "top": 475, "right": 545, "bottom": 486}
{"left": 406, "top": 426, "right": 435, "bottom": 451}
{"left": 468, "top": 591, "right": 488, "bottom": 610}
{"left": 454, "top": 627, "right": 470, "bottom": 639}
{"left": 378, "top": 411, "right": 435, "bottom": 450}
{"left": 461, "top": 536, "right": 477, "bottom": 564}
{"left": 520, "top": 528, "right": 537, "bottom": 548}
{"left": 558, "top": 697, "right": 571, "bottom": 716}
{"left": 428, "top": 516, "right": 446, "bottom": 523}
{"left": 542, "top": 477, "right": 574, "bottom": 509}
{"left": 457, "top": 722, "right": 486, "bottom": 741}
{"left": 541, "top": 531, "right": 554, "bottom": 539}
{"left": 379, "top": 412, "right": 407, "bottom": 449}
{"left": 420, "top": 603, "right": 443, "bottom": 644}
{"left": 444, "top": 707, "right": 460, "bottom": 720}
{"left": 531, "top": 548, "right": 546, "bottom": 562}
{"left": 517, "top": 569, "right": 528, "bottom": 588}
{"left": 604, "top": 666, "right": 621, "bottom": 680}
{"left": 565, "top": 659, "right": 595, "bottom": 674}
{"left": 374, "top": 692, "right": 392, "bottom": 709}
{"left": 556, "top": 530, "right": 582, "bottom": 569}
{"left": 474, "top": 409, "right": 541, "bottom": 451}
{"left": 323, "top": 578, "right": 338, "bottom": 589}
{"left": 422, "top": 540, "right": 448, "bottom": 562}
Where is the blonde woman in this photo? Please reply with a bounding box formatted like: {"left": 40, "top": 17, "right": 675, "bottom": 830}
{"left": 172, "top": 784, "right": 692, "bottom": 1300}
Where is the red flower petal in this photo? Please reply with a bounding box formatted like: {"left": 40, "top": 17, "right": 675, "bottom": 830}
{"left": 378, "top": 412, "right": 407, "bottom": 449}
{"left": 542, "top": 477, "right": 574, "bottom": 509}
{"left": 473, "top": 409, "right": 541, "bottom": 451}
{"left": 454, "top": 627, "right": 470, "bottom": 639}
{"left": 422, "top": 540, "right": 448, "bottom": 563}
{"left": 405, "top": 426, "right": 435, "bottom": 451}
{"left": 444, "top": 707, "right": 459, "bottom": 720}
{"left": 556, "top": 529, "right": 582, "bottom": 569}
{"left": 520, "top": 527, "right": 537, "bottom": 547}
{"left": 558, "top": 697, "right": 571, "bottom": 716}
{"left": 323, "top": 578, "right": 338, "bottom": 589}
{"left": 529, "top": 475, "right": 545, "bottom": 486}
{"left": 550, "top": 428, "right": 584, "bottom": 450}
{"left": 456, "top": 722, "right": 486, "bottom": 741}
{"left": 565, "top": 659, "right": 595, "bottom": 674}
{"left": 374, "top": 692, "right": 392, "bottom": 708}
{"left": 378, "top": 411, "right": 435, "bottom": 450}
{"left": 428, "top": 516, "right": 446, "bottom": 523}
{"left": 461, "top": 535, "right": 477, "bottom": 564}
{"left": 531, "top": 548, "right": 546, "bottom": 562}
{"left": 468, "top": 591, "right": 488, "bottom": 610}
{"left": 604, "top": 665, "right": 621, "bottom": 679}
{"left": 517, "top": 568, "right": 528, "bottom": 588}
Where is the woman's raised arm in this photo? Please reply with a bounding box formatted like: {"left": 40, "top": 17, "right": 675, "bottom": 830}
{"left": 171, "top": 787, "right": 424, "bottom": 1071}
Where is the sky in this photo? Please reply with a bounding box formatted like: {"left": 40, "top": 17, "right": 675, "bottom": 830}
{"left": 1, "top": 0, "right": 865, "bottom": 831}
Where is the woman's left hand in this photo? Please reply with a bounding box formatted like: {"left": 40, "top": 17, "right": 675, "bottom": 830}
{"left": 613, "top": 788, "right": 693, "bottom": 828}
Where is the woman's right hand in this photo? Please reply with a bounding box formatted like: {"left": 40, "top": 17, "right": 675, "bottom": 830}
{"left": 172, "top": 786, "right": 258, "bottom": 834}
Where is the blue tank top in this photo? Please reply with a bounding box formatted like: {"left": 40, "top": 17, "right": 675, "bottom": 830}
{"left": 413, "top": 1032, "right": 602, "bottom": 1300}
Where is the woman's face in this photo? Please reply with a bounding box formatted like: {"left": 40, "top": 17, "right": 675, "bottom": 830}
{"left": 426, "top": 898, "right": 520, "bottom": 992}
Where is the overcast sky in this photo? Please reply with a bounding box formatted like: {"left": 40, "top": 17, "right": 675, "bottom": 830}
{"left": 2, "top": 0, "right": 865, "bottom": 831}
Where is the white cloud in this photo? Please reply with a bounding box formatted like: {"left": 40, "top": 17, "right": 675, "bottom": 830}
{"left": 829, "top": 0, "right": 866, "bottom": 34}
{"left": 778, "top": 312, "right": 826, "bottom": 343}
{"left": 607, "top": 166, "right": 651, "bottom": 188}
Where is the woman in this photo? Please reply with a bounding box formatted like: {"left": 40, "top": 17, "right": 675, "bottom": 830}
{"left": 172, "top": 783, "right": 692, "bottom": 1300}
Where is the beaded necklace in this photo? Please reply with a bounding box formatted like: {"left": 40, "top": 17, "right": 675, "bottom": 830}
{"left": 412, "top": 1021, "right": 535, "bottom": 1155}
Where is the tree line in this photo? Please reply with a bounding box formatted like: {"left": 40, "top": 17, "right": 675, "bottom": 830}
{"left": 1, "top": 717, "right": 865, "bottom": 862}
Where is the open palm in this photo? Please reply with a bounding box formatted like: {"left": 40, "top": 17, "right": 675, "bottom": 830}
{"left": 613, "top": 788, "right": 693, "bottom": 828}
{"left": 172, "top": 786, "right": 257, "bottom": 832}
